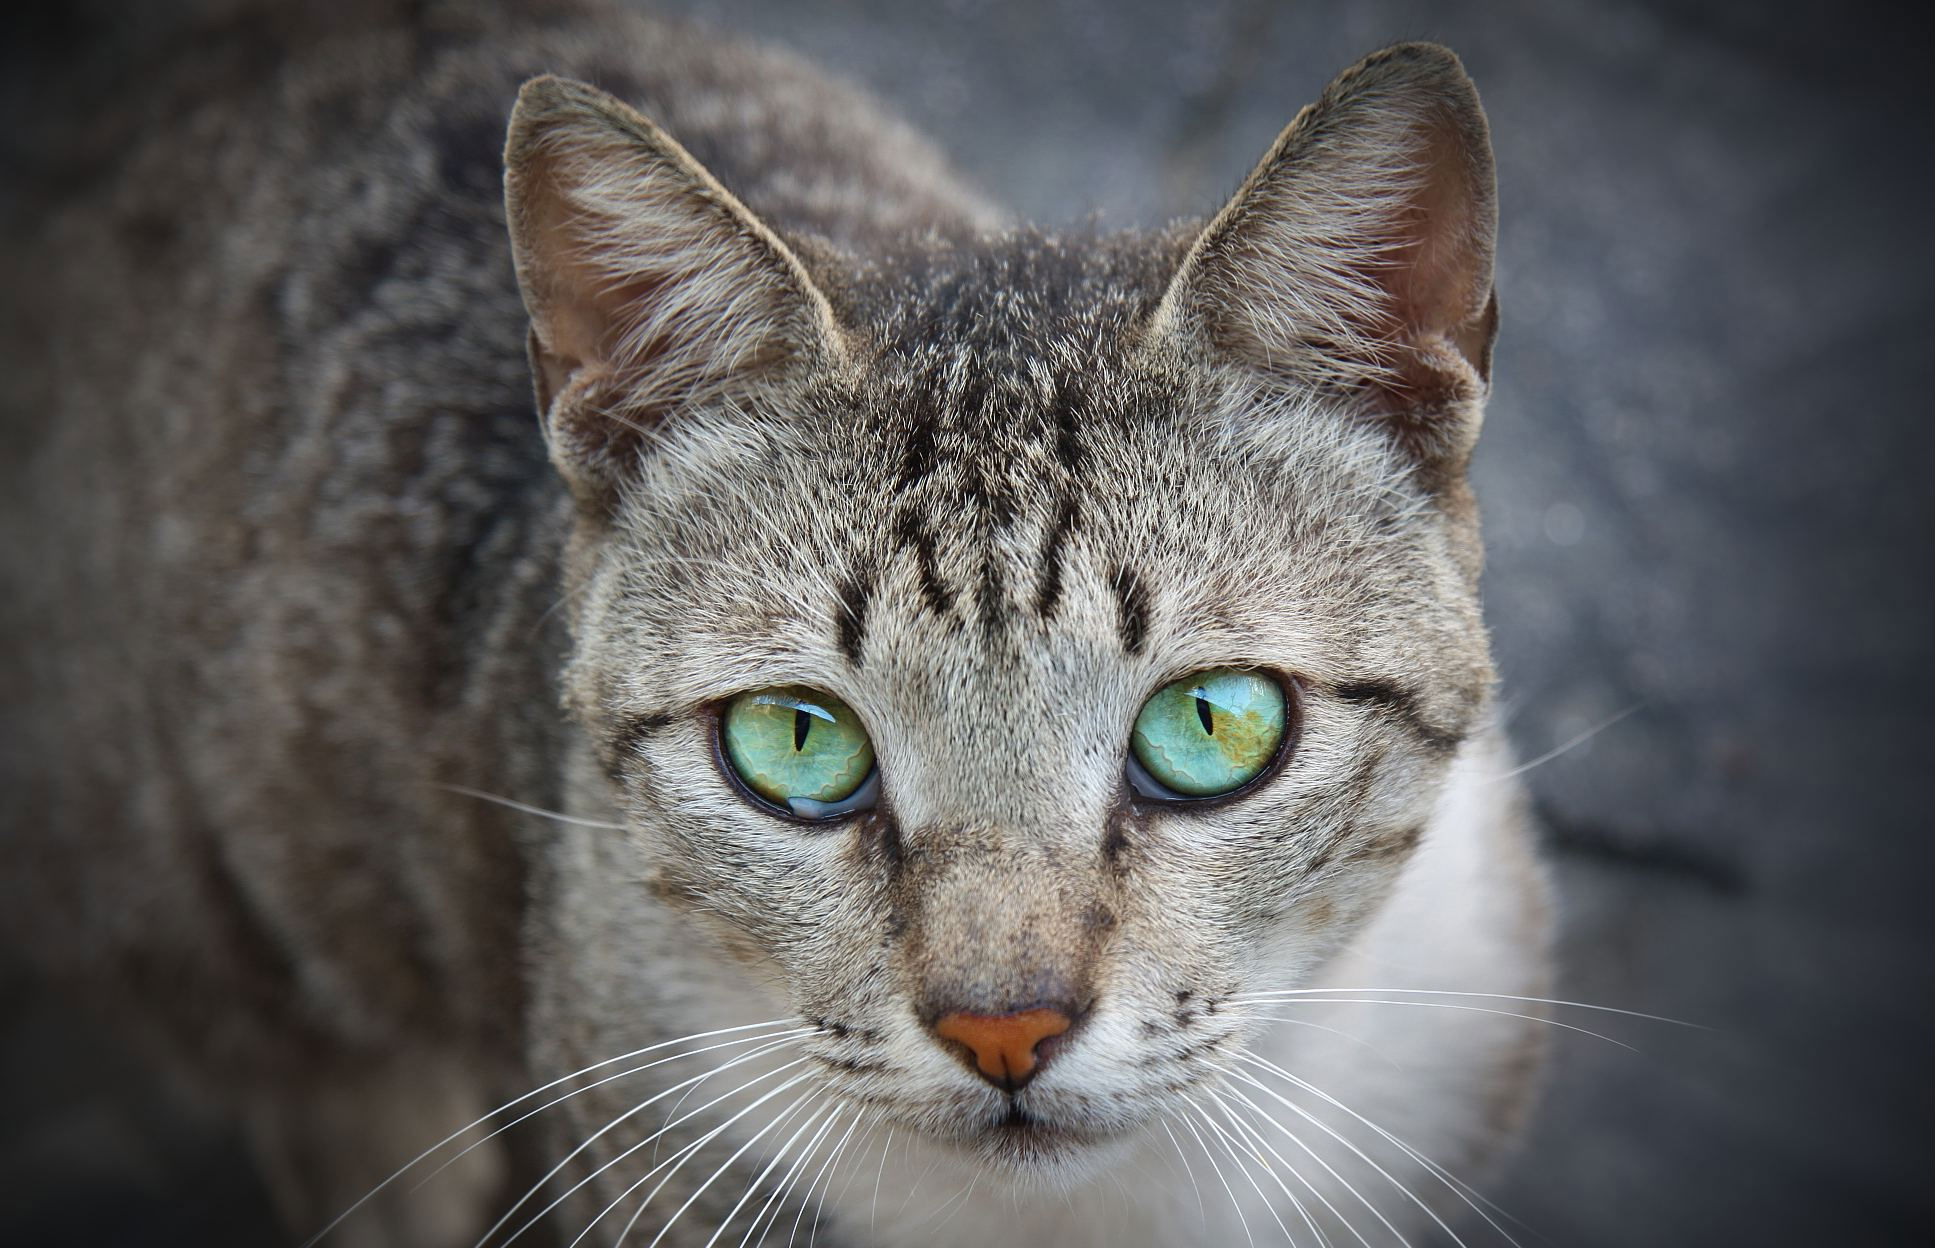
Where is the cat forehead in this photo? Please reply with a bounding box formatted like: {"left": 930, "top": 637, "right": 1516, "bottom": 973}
{"left": 831, "top": 228, "right": 1184, "bottom": 364}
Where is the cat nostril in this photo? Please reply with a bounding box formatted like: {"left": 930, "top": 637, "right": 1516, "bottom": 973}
{"left": 931, "top": 1006, "right": 1074, "bottom": 1090}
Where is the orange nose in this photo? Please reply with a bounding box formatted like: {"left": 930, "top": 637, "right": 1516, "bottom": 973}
{"left": 932, "top": 1007, "right": 1073, "bottom": 1089}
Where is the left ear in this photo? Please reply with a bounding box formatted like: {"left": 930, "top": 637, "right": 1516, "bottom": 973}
{"left": 503, "top": 75, "right": 846, "bottom": 509}
{"left": 1153, "top": 42, "right": 1498, "bottom": 473}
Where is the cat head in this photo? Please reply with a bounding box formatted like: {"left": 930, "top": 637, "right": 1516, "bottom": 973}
{"left": 505, "top": 42, "right": 1497, "bottom": 1178}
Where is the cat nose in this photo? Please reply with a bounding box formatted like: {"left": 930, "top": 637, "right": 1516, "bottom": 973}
{"left": 931, "top": 1006, "right": 1074, "bottom": 1090}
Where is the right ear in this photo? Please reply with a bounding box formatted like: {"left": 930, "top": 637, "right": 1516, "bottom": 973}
{"left": 504, "top": 75, "right": 845, "bottom": 506}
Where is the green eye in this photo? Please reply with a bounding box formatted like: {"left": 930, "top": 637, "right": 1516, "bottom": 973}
{"left": 721, "top": 686, "right": 876, "bottom": 816}
{"left": 1129, "top": 668, "right": 1287, "bottom": 799}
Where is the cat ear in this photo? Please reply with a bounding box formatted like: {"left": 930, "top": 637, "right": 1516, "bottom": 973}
{"left": 504, "top": 75, "right": 845, "bottom": 504}
{"left": 1153, "top": 43, "right": 1498, "bottom": 473}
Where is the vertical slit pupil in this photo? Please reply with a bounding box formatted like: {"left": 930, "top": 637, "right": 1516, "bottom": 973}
{"left": 1195, "top": 695, "right": 1215, "bottom": 736}
{"left": 793, "top": 708, "right": 811, "bottom": 752}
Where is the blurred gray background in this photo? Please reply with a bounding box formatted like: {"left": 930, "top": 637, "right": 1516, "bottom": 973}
{"left": 3, "top": 0, "right": 1930, "bottom": 1244}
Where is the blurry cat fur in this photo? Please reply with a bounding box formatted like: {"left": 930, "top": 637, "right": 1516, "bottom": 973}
{"left": 0, "top": 1, "right": 1550, "bottom": 1244}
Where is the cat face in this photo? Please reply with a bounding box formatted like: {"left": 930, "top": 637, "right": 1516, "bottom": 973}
{"left": 506, "top": 44, "right": 1498, "bottom": 1178}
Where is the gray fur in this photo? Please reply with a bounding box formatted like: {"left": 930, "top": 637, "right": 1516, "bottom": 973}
{"left": 0, "top": 3, "right": 1549, "bottom": 1244}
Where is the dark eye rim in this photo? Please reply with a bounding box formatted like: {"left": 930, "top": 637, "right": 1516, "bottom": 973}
{"left": 1123, "top": 667, "right": 1303, "bottom": 812}
{"left": 703, "top": 699, "right": 881, "bottom": 826}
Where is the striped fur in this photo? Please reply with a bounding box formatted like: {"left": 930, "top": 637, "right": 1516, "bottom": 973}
{"left": 0, "top": 3, "right": 1548, "bottom": 1244}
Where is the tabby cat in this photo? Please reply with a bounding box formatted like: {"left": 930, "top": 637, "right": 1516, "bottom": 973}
{"left": 0, "top": 2, "right": 1550, "bottom": 1244}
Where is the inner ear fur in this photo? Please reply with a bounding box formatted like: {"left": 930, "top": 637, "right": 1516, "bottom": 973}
{"left": 1155, "top": 43, "right": 1499, "bottom": 474}
{"left": 503, "top": 75, "right": 844, "bottom": 506}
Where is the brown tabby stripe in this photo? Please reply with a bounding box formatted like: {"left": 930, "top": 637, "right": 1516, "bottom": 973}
{"left": 1330, "top": 679, "right": 1465, "bottom": 752}
{"left": 1113, "top": 565, "right": 1150, "bottom": 656}
{"left": 835, "top": 570, "right": 873, "bottom": 666}
{"left": 1034, "top": 496, "right": 1080, "bottom": 621}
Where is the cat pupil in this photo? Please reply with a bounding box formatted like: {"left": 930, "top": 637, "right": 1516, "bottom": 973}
{"left": 1195, "top": 695, "right": 1215, "bottom": 736}
{"left": 793, "top": 708, "right": 811, "bottom": 752}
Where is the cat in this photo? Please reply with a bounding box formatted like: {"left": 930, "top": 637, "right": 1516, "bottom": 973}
{"left": 0, "top": 1, "right": 1552, "bottom": 1244}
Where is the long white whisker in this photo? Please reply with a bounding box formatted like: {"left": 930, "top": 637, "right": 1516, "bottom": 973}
{"left": 634, "top": 1085, "right": 826, "bottom": 1248}
{"left": 1233, "top": 987, "right": 1699, "bottom": 1029}
{"left": 867, "top": 1124, "right": 893, "bottom": 1236}
{"left": 481, "top": 1038, "right": 807, "bottom": 1245}
{"left": 752, "top": 1099, "right": 848, "bottom": 1248}
{"left": 578, "top": 1074, "right": 819, "bottom": 1248}
{"left": 1229, "top": 1057, "right": 1477, "bottom": 1248}
{"left": 706, "top": 1094, "right": 833, "bottom": 1248}
{"left": 1241, "top": 999, "right": 1640, "bottom": 1052}
{"left": 1159, "top": 1116, "right": 1209, "bottom": 1231}
{"left": 1185, "top": 1095, "right": 1297, "bottom": 1246}
{"left": 820, "top": 1106, "right": 882, "bottom": 1222}
{"left": 806, "top": 1108, "right": 870, "bottom": 1247}
{"left": 655, "top": 1034, "right": 803, "bottom": 1167}
{"left": 828, "top": 1114, "right": 884, "bottom": 1218}
{"left": 302, "top": 1019, "right": 802, "bottom": 1247}
{"left": 808, "top": 1106, "right": 878, "bottom": 1238}
{"left": 435, "top": 783, "right": 628, "bottom": 830}
{"left": 1208, "top": 1074, "right": 1390, "bottom": 1248}
{"left": 506, "top": 1054, "right": 812, "bottom": 1248}
{"left": 1487, "top": 703, "right": 1642, "bottom": 781}
{"left": 427, "top": 1030, "right": 812, "bottom": 1197}
{"left": 891, "top": 1150, "right": 940, "bottom": 1220}
{"left": 1238, "top": 1056, "right": 1523, "bottom": 1248}
{"left": 924, "top": 1170, "right": 980, "bottom": 1237}
{"left": 777, "top": 1102, "right": 852, "bottom": 1248}
{"left": 1247, "top": 1013, "right": 1402, "bottom": 1065}
{"left": 1205, "top": 1086, "right": 1337, "bottom": 1248}
{"left": 1177, "top": 1104, "right": 1256, "bottom": 1248}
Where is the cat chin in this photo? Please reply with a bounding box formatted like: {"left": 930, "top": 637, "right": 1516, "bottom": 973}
{"left": 943, "top": 1107, "right": 1140, "bottom": 1188}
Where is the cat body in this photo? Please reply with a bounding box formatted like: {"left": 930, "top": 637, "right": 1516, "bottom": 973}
{"left": 0, "top": 2, "right": 1550, "bottom": 1244}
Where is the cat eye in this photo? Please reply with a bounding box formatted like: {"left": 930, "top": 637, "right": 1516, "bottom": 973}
{"left": 719, "top": 686, "right": 878, "bottom": 820}
{"left": 1127, "top": 667, "right": 1289, "bottom": 801}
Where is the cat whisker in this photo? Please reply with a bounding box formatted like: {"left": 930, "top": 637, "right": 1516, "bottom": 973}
{"left": 733, "top": 1098, "right": 834, "bottom": 1248}
{"left": 1233, "top": 987, "right": 1699, "bottom": 1029}
{"left": 890, "top": 1148, "right": 940, "bottom": 1219}
{"left": 474, "top": 1035, "right": 809, "bottom": 1240}
{"left": 866, "top": 1124, "right": 893, "bottom": 1236}
{"left": 707, "top": 1095, "right": 832, "bottom": 1248}
{"left": 434, "top": 783, "right": 627, "bottom": 830}
{"left": 1175, "top": 1104, "right": 1257, "bottom": 1248}
{"left": 1237, "top": 999, "right": 1641, "bottom": 1052}
{"left": 422, "top": 1029, "right": 813, "bottom": 1197}
{"left": 1283, "top": 1056, "right": 1534, "bottom": 1248}
{"left": 1235, "top": 1056, "right": 1527, "bottom": 1248}
{"left": 773, "top": 1103, "right": 843, "bottom": 1247}
{"left": 1207, "top": 1071, "right": 1396, "bottom": 1248}
{"left": 1230, "top": 1056, "right": 1495, "bottom": 1248}
{"left": 922, "top": 1168, "right": 981, "bottom": 1238}
{"left": 1158, "top": 1116, "right": 1211, "bottom": 1232}
{"left": 1207, "top": 1084, "right": 1365, "bottom": 1248}
{"left": 1223, "top": 1064, "right": 1469, "bottom": 1248}
{"left": 571, "top": 1073, "right": 821, "bottom": 1248}
{"left": 530, "top": 578, "right": 596, "bottom": 638}
{"left": 1182, "top": 1094, "right": 1302, "bottom": 1246}
{"left": 756, "top": 1097, "right": 845, "bottom": 1248}
{"left": 825, "top": 1113, "right": 884, "bottom": 1232}
{"left": 1236, "top": 1012, "right": 1402, "bottom": 1065}
{"left": 654, "top": 1037, "right": 786, "bottom": 1166}
{"left": 1478, "top": 703, "right": 1644, "bottom": 783}
{"left": 623, "top": 1083, "right": 828, "bottom": 1246}
{"left": 498, "top": 1053, "right": 813, "bottom": 1247}
{"left": 803, "top": 1105, "right": 869, "bottom": 1246}
{"left": 302, "top": 1019, "right": 803, "bottom": 1246}
{"left": 749, "top": 1103, "right": 842, "bottom": 1248}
